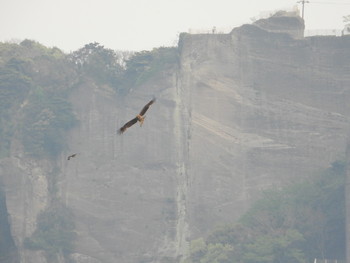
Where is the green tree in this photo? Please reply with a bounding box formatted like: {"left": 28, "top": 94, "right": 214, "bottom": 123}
{"left": 120, "top": 47, "right": 178, "bottom": 91}
{"left": 0, "top": 40, "right": 79, "bottom": 159}
{"left": 201, "top": 243, "right": 235, "bottom": 263}
{"left": 0, "top": 60, "right": 32, "bottom": 157}
{"left": 242, "top": 230, "right": 305, "bottom": 263}
{"left": 21, "top": 90, "right": 77, "bottom": 158}
{"left": 69, "top": 42, "right": 123, "bottom": 86}
{"left": 189, "top": 238, "right": 207, "bottom": 262}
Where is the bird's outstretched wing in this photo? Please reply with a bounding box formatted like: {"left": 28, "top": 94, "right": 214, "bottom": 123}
{"left": 139, "top": 98, "right": 156, "bottom": 116}
{"left": 67, "top": 153, "right": 77, "bottom": 160}
{"left": 118, "top": 117, "right": 138, "bottom": 134}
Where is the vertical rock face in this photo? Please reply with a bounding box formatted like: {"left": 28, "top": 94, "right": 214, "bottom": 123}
{"left": 0, "top": 183, "right": 19, "bottom": 263}
{"left": 1, "top": 13, "right": 350, "bottom": 263}
{"left": 61, "top": 74, "right": 184, "bottom": 263}
{"left": 179, "top": 21, "right": 350, "bottom": 239}
{"left": 0, "top": 156, "right": 50, "bottom": 263}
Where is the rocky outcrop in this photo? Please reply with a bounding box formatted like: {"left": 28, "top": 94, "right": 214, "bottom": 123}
{"left": 252, "top": 10, "right": 304, "bottom": 38}
{"left": 1, "top": 12, "right": 350, "bottom": 263}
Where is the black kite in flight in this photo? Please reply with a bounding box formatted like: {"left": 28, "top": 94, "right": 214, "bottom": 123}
{"left": 118, "top": 98, "right": 156, "bottom": 134}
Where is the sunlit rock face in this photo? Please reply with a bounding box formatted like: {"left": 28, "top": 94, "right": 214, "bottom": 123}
{"left": 2, "top": 12, "right": 350, "bottom": 263}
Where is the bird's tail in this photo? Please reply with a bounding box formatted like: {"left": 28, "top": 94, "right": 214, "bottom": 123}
{"left": 140, "top": 116, "right": 146, "bottom": 127}
{"left": 117, "top": 128, "right": 124, "bottom": 135}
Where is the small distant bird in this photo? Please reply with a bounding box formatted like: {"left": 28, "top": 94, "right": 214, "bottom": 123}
{"left": 67, "top": 153, "right": 77, "bottom": 160}
{"left": 118, "top": 98, "right": 156, "bottom": 134}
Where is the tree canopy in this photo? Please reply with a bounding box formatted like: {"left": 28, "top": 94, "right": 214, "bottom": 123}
{"left": 0, "top": 40, "right": 178, "bottom": 158}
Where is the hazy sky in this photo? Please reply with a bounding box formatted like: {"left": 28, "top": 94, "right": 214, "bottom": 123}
{"left": 1, "top": 0, "right": 350, "bottom": 52}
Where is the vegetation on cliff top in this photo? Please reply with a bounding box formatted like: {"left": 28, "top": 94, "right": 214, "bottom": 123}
{"left": 0, "top": 40, "right": 78, "bottom": 158}
{"left": 0, "top": 40, "right": 178, "bottom": 159}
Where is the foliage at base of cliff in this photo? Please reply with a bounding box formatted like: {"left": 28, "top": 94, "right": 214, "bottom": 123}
{"left": 186, "top": 161, "right": 346, "bottom": 263}
{"left": 23, "top": 203, "right": 76, "bottom": 261}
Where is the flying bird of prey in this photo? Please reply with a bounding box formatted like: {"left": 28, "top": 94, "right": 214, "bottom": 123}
{"left": 118, "top": 98, "right": 156, "bottom": 134}
{"left": 67, "top": 153, "right": 77, "bottom": 160}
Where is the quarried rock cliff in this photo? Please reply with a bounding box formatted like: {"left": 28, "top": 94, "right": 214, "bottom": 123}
{"left": 178, "top": 14, "right": 350, "bottom": 240}
{"left": 1, "top": 12, "right": 350, "bottom": 263}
